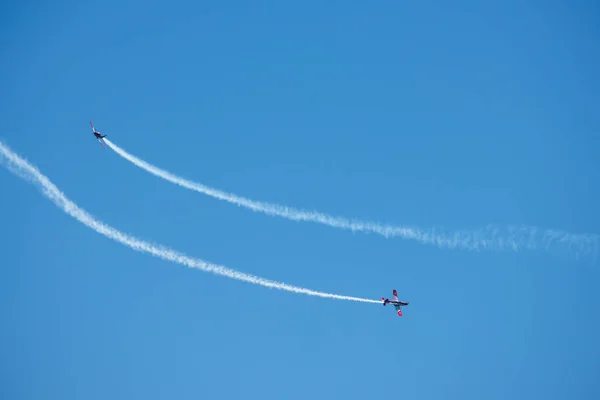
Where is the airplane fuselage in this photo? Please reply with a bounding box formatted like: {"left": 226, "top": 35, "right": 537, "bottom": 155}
{"left": 383, "top": 299, "right": 409, "bottom": 306}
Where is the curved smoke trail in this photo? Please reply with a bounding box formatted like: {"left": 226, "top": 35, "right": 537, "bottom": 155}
{"left": 104, "top": 139, "right": 598, "bottom": 257}
{"left": 0, "top": 140, "right": 379, "bottom": 304}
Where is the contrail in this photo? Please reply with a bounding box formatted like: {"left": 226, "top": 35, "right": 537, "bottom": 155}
{"left": 104, "top": 139, "right": 599, "bottom": 257}
{"left": 0, "top": 140, "right": 379, "bottom": 304}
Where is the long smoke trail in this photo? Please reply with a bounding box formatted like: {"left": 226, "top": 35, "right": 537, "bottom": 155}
{"left": 0, "top": 140, "right": 379, "bottom": 304}
{"left": 104, "top": 139, "right": 599, "bottom": 257}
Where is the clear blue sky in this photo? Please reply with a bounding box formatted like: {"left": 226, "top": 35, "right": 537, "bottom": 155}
{"left": 1, "top": 1, "right": 599, "bottom": 399}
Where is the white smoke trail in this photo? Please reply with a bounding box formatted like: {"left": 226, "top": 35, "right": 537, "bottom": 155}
{"left": 104, "top": 139, "right": 599, "bottom": 257}
{"left": 0, "top": 140, "right": 379, "bottom": 304}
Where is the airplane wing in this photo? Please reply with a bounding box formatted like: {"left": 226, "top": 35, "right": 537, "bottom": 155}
{"left": 393, "top": 304, "right": 403, "bottom": 316}
{"left": 90, "top": 120, "right": 96, "bottom": 132}
{"left": 392, "top": 289, "right": 399, "bottom": 302}
{"left": 97, "top": 138, "right": 106, "bottom": 150}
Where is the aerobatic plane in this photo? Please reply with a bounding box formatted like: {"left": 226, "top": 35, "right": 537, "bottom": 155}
{"left": 90, "top": 120, "right": 107, "bottom": 150}
{"left": 382, "top": 289, "right": 409, "bottom": 316}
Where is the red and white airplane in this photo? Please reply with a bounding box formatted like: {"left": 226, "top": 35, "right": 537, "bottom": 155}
{"left": 90, "top": 120, "right": 107, "bottom": 150}
{"left": 382, "top": 289, "right": 409, "bottom": 316}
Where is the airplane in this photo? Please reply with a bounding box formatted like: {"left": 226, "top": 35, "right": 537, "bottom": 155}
{"left": 90, "top": 120, "right": 107, "bottom": 150}
{"left": 382, "top": 289, "right": 409, "bottom": 316}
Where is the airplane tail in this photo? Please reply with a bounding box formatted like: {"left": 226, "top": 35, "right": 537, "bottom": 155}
{"left": 397, "top": 309, "right": 402, "bottom": 317}
{"left": 382, "top": 297, "right": 387, "bottom": 306}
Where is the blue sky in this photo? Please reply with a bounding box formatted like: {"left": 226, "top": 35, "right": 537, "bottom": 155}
{"left": 1, "top": 0, "right": 599, "bottom": 399}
